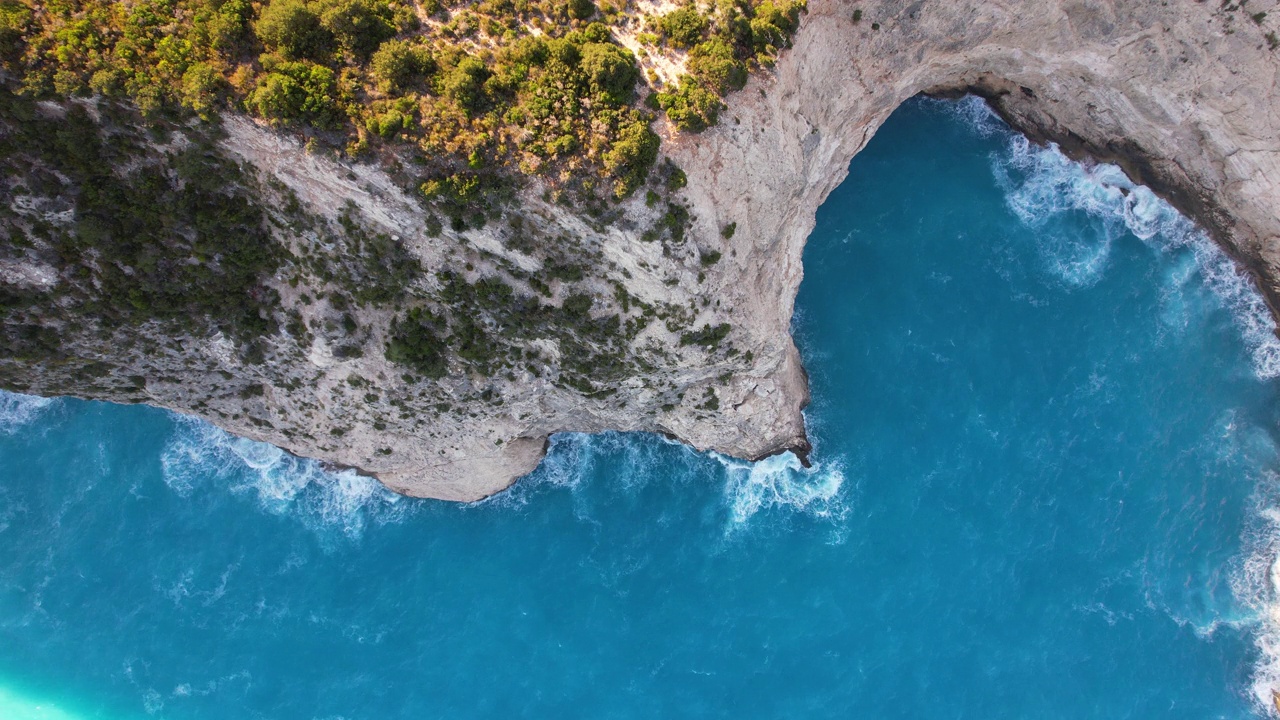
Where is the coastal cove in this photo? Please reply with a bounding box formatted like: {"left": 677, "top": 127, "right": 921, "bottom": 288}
{"left": 7, "top": 0, "right": 1280, "bottom": 499}
{"left": 3, "top": 98, "right": 1280, "bottom": 718}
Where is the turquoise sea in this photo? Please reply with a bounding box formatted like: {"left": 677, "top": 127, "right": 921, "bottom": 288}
{"left": 4, "top": 97, "right": 1280, "bottom": 718}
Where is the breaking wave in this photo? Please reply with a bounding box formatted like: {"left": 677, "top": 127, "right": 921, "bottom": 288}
{"left": 1000, "top": 133, "right": 1280, "bottom": 713}
{"left": 1232, "top": 466, "right": 1280, "bottom": 715}
{"left": 483, "top": 431, "right": 849, "bottom": 535}
{"left": 947, "top": 95, "right": 1280, "bottom": 380}
{"left": 714, "top": 451, "right": 847, "bottom": 531}
{"left": 160, "top": 414, "right": 408, "bottom": 539}
{"left": 949, "top": 95, "right": 1280, "bottom": 712}
{"left": 0, "top": 391, "right": 57, "bottom": 435}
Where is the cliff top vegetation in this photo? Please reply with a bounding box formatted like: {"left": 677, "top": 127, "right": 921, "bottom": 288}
{"left": 2, "top": 0, "right": 804, "bottom": 205}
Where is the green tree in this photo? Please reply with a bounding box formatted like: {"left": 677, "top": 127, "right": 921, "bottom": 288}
{"left": 579, "top": 42, "right": 637, "bottom": 104}
{"left": 441, "top": 56, "right": 490, "bottom": 112}
{"left": 180, "top": 61, "right": 226, "bottom": 117}
{"left": 247, "top": 60, "right": 339, "bottom": 125}
{"left": 750, "top": 0, "right": 804, "bottom": 55}
{"left": 386, "top": 308, "right": 449, "bottom": 378}
{"left": 712, "top": 0, "right": 752, "bottom": 52}
{"left": 255, "top": 0, "right": 333, "bottom": 60}
{"left": 659, "top": 8, "right": 707, "bottom": 48}
{"left": 566, "top": 0, "right": 595, "bottom": 20}
{"left": 370, "top": 38, "right": 435, "bottom": 92}
{"left": 0, "top": 0, "right": 31, "bottom": 61}
{"left": 687, "top": 38, "right": 746, "bottom": 94}
{"left": 657, "top": 75, "right": 721, "bottom": 131}
{"left": 603, "top": 117, "right": 658, "bottom": 197}
{"left": 195, "top": 0, "right": 255, "bottom": 53}
{"left": 316, "top": 0, "right": 396, "bottom": 58}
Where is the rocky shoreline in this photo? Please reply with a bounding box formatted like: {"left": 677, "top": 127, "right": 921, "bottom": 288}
{"left": 661, "top": 0, "right": 1280, "bottom": 495}
{"left": 953, "top": 77, "right": 1280, "bottom": 323}
{"left": 5, "top": 0, "right": 1279, "bottom": 501}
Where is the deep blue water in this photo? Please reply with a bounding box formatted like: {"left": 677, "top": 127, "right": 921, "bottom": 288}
{"left": 4, "top": 98, "right": 1280, "bottom": 719}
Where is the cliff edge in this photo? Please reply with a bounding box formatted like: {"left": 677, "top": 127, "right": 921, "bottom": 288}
{"left": 3, "top": 0, "right": 1279, "bottom": 500}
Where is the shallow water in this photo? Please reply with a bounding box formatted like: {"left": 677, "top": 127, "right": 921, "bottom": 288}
{"left": 3, "top": 97, "right": 1280, "bottom": 718}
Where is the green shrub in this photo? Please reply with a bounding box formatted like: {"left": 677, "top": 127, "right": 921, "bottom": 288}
{"left": 687, "top": 38, "right": 747, "bottom": 94}
{"left": 664, "top": 163, "right": 688, "bottom": 191}
{"left": 316, "top": 0, "right": 397, "bottom": 58}
{"left": 680, "top": 323, "right": 730, "bottom": 348}
{"left": 0, "top": 91, "right": 282, "bottom": 345}
{"left": 367, "top": 106, "right": 409, "bottom": 136}
{"left": 656, "top": 76, "right": 721, "bottom": 132}
{"left": 180, "top": 61, "right": 227, "bottom": 117}
{"left": 386, "top": 307, "right": 449, "bottom": 378}
{"left": 659, "top": 8, "right": 708, "bottom": 48}
{"left": 562, "top": 293, "right": 593, "bottom": 319}
{"left": 750, "top": 0, "right": 805, "bottom": 56}
{"left": 441, "top": 55, "right": 490, "bottom": 113}
{"left": 567, "top": 0, "right": 596, "bottom": 20}
{"left": 0, "top": 0, "right": 31, "bottom": 60}
{"left": 580, "top": 42, "right": 639, "bottom": 104}
{"left": 247, "top": 60, "right": 340, "bottom": 125}
{"left": 9, "top": 0, "right": 802, "bottom": 246}
{"left": 255, "top": 0, "right": 333, "bottom": 60}
{"left": 603, "top": 118, "right": 659, "bottom": 198}
{"left": 369, "top": 38, "right": 435, "bottom": 92}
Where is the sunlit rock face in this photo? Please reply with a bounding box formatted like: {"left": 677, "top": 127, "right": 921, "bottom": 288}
{"left": 5, "top": 0, "right": 1280, "bottom": 500}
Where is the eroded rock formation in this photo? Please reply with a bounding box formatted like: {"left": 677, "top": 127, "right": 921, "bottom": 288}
{"left": 5, "top": 0, "right": 1278, "bottom": 500}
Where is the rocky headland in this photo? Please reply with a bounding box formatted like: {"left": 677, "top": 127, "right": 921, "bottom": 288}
{"left": 3, "top": 0, "right": 1279, "bottom": 500}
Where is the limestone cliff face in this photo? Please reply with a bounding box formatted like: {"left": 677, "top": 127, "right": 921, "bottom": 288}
{"left": 675, "top": 0, "right": 1280, "bottom": 463}
{"left": 7, "top": 0, "right": 1279, "bottom": 501}
{"left": 201, "top": 113, "right": 812, "bottom": 501}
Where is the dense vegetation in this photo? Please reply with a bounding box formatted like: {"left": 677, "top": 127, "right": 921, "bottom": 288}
{"left": 4, "top": 0, "right": 803, "bottom": 203}
{"left": 0, "top": 88, "right": 282, "bottom": 365}
{"left": 0, "top": 0, "right": 802, "bottom": 394}
{"left": 647, "top": 0, "right": 804, "bottom": 131}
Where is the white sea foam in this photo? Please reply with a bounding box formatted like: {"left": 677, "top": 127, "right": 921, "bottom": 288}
{"left": 480, "top": 432, "right": 850, "bottom": 536}
{"left": 715, "top": 450, "right": 847, "bottom": 532}
{"left": 947, "top": 94, "right": 1007, "bottom": 138}
{"left": 1230, "top": 420, "right": 1280, "bottom": 714}
{"left": 473, "top": 432, "right": 596, "bottom": 511}
{"left": 960, "top": 94, "right": 1280, "bottom": 380}
{"left": 1233, "top": 489, "right": 1280, "bottom": 715}
{"left": 0, "top": 391, "right": 56, "bottom": 435}
{"left": 994, "top": 135, "right": 1119, "bottom": 288}
{"left": 160, "top": 414, "right": 407, "bottom": 539}
{"left": 948, "top": 96, "right": 1280, "bottom": 712}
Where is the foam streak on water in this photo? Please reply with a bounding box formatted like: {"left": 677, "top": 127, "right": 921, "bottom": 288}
{"left": 957, "top": 95, "right": 1280, "bottom": 380}
{"left": 160, "top": 414, "right": 406, "bottom": 539}
{"left": 0, "top": 392, "right": 55, "bottom": 435}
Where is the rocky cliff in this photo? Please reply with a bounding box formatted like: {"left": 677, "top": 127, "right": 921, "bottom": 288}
{"left": 670, "top": 0, "right": 1280, "bottom": 483}
{"left": 4, "top": 0, "right": 1279, "bottom": 501}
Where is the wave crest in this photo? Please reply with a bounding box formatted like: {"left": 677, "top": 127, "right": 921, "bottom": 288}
{"left": 0, "top": 391, "right": 56, "bottom": 435}
{"left": 715, "top": 451, "right": 847, "bottom": 531}
{"left": 160, "top": 414, "right": 408, "bottom": 539}
{"left": 961, "top": 93, "right": 1280, "bottom": 379}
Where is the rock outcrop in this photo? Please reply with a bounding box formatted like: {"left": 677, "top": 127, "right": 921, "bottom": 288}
{"left": 667, "top": 0, "right": 1280, "bottom": 487}
{"left": 6, "top": 0, "right": 1280, "bottom": 501}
